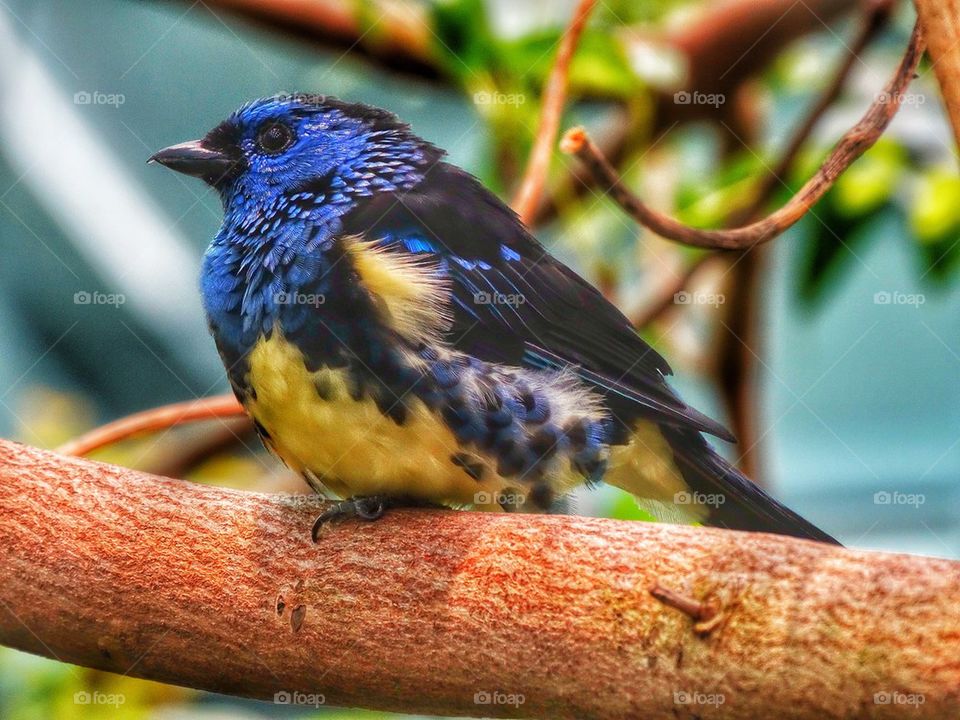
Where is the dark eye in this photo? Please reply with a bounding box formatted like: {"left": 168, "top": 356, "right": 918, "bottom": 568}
{"left": 256, "top": 122, "right": 295, "bottom": 154}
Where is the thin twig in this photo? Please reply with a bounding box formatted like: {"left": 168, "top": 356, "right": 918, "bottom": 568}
{"left": 715, "top": 1, "right": 894, "bottom": 480}
{"left": 734, "top": 0, "right": 895, "bottom": 224}
{"left": 631, "top": 2, "right": 893, "bottom": 329}
{"left": 561, "top": 20, "right": 924, "bottom": 250}
{"left": 649, "top": 583, "right": 715, "bottom": 620}
{"left": 56, "top": 394, "right": 245, "bottom": 457}
{"left": 650, "top": 583, "right": 724, "bottom": 635}
{"left": 512, "top": 0, "right": 597, "bottom": 225}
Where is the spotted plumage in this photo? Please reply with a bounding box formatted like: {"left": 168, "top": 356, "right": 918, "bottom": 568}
{"left": 151, "top": 93, "right": 836, "bottom": 543}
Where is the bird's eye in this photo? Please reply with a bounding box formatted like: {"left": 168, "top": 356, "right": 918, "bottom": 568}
{"left": 256, "top": 122, "right": 295, "bottom": 154}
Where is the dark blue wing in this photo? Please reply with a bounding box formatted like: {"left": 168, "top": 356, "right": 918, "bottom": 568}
{"left": 339, "top": 161, "right": 733, "bottom": 442}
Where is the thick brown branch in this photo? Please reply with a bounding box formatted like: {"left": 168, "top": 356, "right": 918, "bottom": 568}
{"left": 1, "top": 439, "right": 959, "bottom": 718}
{"left": 562, "top": 21, "right": 924, "bottom": 250}
{"left": 512, "top": 0, "right": 597, "bottom": 224}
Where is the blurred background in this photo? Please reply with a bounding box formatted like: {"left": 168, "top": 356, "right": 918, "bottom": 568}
{"left": 0, "top": 0, "right": 957, "bottom": 717}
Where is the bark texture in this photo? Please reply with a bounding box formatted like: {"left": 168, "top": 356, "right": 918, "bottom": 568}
{"left": 0, "top": 439, "right": 958, "bottom": 719}
{"left": 915, "top": 0, "right": 960, "bottom": 152}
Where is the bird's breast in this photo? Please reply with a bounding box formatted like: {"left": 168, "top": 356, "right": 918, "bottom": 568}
{"left": 242, "top": 331, "right": 527, "bottom": 506}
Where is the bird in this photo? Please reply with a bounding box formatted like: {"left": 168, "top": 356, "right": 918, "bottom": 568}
{"left": 150, "top": 93, "right": 837, "bottom": 544}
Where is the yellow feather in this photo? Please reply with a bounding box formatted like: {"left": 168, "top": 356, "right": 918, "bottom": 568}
{"left": 341, "top": 235, "right": 451, "bottom": 345}
{"left": 244, "top": 333, "right": 521, "bottom": 507}
{"left": 605, "top": 420, "right": 706, "bottom": 524}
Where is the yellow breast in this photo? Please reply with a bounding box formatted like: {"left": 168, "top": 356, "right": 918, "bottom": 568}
{"left": 243, "top": 333, "right": 513, "bottom": 507}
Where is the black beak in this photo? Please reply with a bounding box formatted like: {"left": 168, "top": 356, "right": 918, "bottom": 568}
{"left": 148, "top": 140, "right": 242, "bottom": 184}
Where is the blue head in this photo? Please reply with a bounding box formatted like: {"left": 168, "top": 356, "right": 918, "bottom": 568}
{"left": 151, "top": 94, "right": 442, "bottom": 353}
{"left": 151, "top": 93, "right": 439, "bottom": 217}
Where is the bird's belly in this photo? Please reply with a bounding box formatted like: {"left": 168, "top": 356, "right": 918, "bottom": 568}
{"left": 243, "top": 333, "right": 512, "bottom": 506}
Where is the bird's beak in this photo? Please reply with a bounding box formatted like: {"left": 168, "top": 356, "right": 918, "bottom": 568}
{"left": 148, "top": 140, "right": 241, "bottom": 183}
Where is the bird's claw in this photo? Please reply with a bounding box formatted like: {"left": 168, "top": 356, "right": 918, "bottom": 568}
{"left": 311, "top": 495, "right": 390, "bottom": 541}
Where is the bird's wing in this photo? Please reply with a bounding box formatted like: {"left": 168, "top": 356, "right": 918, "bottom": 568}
{"left": 339, "top": 161, "right": 733, "bottom": 441}
{"left": 337, "top": 161, "right": 839, "bottom": 544}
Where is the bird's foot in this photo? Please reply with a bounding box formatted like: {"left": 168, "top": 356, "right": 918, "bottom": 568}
{"left": 311, "top": 495, "right": 387, "bottom": 539}
{"left": 311, "top": 495, "right": 440, "bottom": 541}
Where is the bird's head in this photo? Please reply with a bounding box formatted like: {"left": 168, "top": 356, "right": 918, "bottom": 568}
{"left": 150, "top": 94, "right": 440, "bottom": 212}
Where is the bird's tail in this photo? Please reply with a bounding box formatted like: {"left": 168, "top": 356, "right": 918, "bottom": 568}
{"left": 605, "top": 421, "right": 839, "bottom": 545}
{"left": 662, "top": 426, "right": 839, "bottom": 544}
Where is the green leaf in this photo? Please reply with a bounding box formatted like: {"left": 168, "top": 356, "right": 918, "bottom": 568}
{"left": 916, "top": 235, "right": 960, "bottom": 284}
{"left": 795, "top": 197, "right": 893, "bottom": 306}
{"left": 430, "top": 0, "right": 499, "bottom": 79}
{"left": 910, "top": 168, "right": 960, "bottom": 244}
{"left": 831, "top": 139, "right": 906, "bottom": 217}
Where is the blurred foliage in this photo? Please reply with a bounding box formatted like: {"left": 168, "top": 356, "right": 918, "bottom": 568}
{"left": 428, "top": 1, "right": 960, "bottom": 311}
{"left": 670, "top": 94, "right": 959, "bottom": 309}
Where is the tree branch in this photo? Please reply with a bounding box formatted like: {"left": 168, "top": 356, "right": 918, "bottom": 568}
{"left": 199, "top": 0, "right": 439, "bottom": 78}
{"left": 56, "top": 394, "right": 244, "bottom": 457}
{"left": 1, "top": 439, "right": 958, "bottom": 719}
{"left": 914, "top": 0, "right": 960, "bottom": 153}
{"left": 512, "top": 0, "right": 597, "bottom": 225}
{"left": 561, "top": 20, "right": 924, "bottom": 250}
{"left": 630, "top": 1, "right": 892, "bottom": 330}
{"left": 733, "top": 0, "right": 895, "bottom": 224}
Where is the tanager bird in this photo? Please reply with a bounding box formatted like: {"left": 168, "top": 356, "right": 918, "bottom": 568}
{"left": 150, "top": 94, "right": 836, "bottom": 544}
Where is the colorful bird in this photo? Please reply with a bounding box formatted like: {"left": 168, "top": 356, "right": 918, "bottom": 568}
{"left": 150, "top": 94, "right": 836, "bottom": 544}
